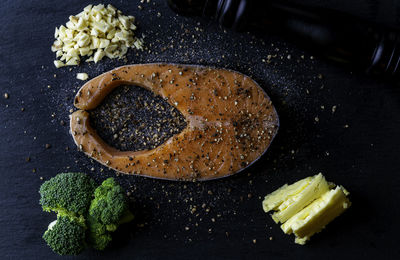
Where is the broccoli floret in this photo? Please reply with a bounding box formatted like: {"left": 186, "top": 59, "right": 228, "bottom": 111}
{"left": 39, "top": 172, "right": 97, "bottom": 221}
{"left": 87, "top": 215, "right": 113, "bottom": 250}
{"left": 40, "top": 174, "right": 134, "bottom": 254}
{"left": 87, "top": 178, "right": 134, "bottom": 250}
{"left": 43, "top": 216, "right": 86, "bottom": 256}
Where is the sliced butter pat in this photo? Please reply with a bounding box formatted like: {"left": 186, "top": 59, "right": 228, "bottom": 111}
{"left": 76, "top": 73, "right": 89, "bottom": 81}
{"left": 262, "top": 177, "right": 312, "bottom": 212}
{"left": 282, "top": 186, "right": 351, "bottom": 245}
{"left": 272, "top": 173, "right": 329, "bottom": 223}
{"left": 262, "top": 174, "right": 351, "bottom": 245}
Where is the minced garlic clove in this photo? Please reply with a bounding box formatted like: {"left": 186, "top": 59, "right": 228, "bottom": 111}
{"left": 54, "top": 60, "right": 65, "bottom": 68}
{"left": 93, "top": 49, "right": 105, "bottom": 63}
{"left": 76, "top": 73, "right": 89, "bottom": 81}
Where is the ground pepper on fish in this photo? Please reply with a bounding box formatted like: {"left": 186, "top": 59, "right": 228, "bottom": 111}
{"left": 89, "top": 85, "right": 187, "bottom": 151}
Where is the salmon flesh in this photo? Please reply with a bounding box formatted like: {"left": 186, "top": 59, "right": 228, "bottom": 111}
{"left": 70, "top": 64, "right": 279, "bottom": 181}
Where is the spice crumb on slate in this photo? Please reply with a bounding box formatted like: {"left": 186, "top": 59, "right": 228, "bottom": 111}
{"left": 89, "top": 84, "right": 186, "bottom": 152}
{"left": 4, "top": 93, "right": 9, "bottom": 99}
{"left": 45, "top": 144, "right": 51, "bottom": 149}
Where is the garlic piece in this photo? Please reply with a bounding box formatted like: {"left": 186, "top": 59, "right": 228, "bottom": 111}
{"left": 76, "top": 73, "right": 89, "bottom": 81}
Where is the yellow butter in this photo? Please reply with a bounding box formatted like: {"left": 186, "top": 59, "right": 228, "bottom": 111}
{"left": 262, "top": 174, "right": 351, "bottom": 245}
{"left": 282, "top": 186, "right": 351, "bottom": 244}
{"left": 262, "top": 177, "right": 312, "bottom": 213}
{"left": 272, "top": 173, "right": 330, "bottom": 223}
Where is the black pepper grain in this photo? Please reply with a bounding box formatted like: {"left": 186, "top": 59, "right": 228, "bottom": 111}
{"left": 89, "top": 85, "right": 187, "bottom": 151}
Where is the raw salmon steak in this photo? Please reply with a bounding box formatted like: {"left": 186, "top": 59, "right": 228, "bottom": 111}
{"left": 70, "top": 64, "right": 279, "bottom": 181}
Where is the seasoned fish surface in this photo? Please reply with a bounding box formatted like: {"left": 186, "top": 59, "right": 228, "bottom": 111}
{"left": 70, "top": 64, "right": 279, "bottom": 181}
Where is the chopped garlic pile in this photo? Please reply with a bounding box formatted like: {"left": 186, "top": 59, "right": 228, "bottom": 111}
{"left": 51, "top": 4, "right": 143, "bottom": 68}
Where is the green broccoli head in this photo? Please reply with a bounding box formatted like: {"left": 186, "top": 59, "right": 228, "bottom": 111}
{"left": 86, "top": 215, "right": 112, "bottom": 250}
{"left": 43, "top": 216, "right": 86, "bottom": 256}
{"left": 90, "top": 178, "right": 127, "bottom": 226}
{"left": 39, "top": 172, "right": 97, "bottom": 219}
{"left": 87, "top": 178, "right": 134, "bottom": 250}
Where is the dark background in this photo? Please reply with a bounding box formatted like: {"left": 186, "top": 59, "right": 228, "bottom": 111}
{"left": 1, "top": 0, "right": 400, "bottom": 259}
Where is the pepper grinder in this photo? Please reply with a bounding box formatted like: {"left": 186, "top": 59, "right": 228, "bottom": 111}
{"left": 168, "top": 0, "right": 400, "bottom": 79}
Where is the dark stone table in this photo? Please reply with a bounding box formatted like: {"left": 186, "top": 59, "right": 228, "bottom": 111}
{"left": 0, "top": 0, "right": 399, "bottom": 259}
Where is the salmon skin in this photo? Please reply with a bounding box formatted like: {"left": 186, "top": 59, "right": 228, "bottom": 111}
{"left": 70, "top": 63, "right": 279, "bottom": 181}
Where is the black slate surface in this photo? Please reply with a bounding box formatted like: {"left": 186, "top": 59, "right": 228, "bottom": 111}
{"left": 1, "top": 0, "right": 400, "bottom": 259}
